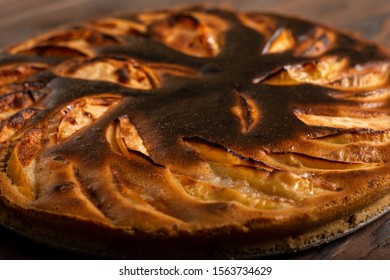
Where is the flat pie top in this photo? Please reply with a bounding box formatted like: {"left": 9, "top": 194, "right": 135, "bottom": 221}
{"left": 0, "top": 6, "right": 389, "bottom": 258}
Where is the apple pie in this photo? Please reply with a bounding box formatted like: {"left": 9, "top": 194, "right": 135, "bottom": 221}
{"left": 0, "top": 6, "right": 389, "bottom": 258}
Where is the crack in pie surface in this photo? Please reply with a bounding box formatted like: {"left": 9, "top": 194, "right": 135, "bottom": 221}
{"left": 0, "top": 6, "right": 389, "bottom": 258}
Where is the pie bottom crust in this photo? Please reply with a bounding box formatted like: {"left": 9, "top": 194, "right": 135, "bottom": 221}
{"left": 0, "top": 189, "right": 388, "bottom": 259}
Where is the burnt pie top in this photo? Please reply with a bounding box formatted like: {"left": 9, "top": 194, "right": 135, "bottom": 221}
{"left": 0, "top": 6, "right": 389, "bottom": 256}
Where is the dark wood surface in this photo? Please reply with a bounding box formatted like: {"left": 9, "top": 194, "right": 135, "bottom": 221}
{"left": 0, "top": 0, "right": 389, "bottom": 260}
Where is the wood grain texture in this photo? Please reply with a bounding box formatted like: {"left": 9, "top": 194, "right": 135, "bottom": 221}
{"left": 0, "top": 0, "right": 389, "bottom": 260}
{"left": 0, "top": 0, "right": 389, "bottom": 48}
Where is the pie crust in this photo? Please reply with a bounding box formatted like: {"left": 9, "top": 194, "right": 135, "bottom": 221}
{"left": 0, "top": 6, "right": 389, "bottom": 258}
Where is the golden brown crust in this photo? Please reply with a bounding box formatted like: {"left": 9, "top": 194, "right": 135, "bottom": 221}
{"left": 0, "top": 6, "right": 389, "bottom": 258}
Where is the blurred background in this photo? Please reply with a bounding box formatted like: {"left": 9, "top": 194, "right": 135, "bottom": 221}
{"left": 0, "top": 0, "right": 389, "bottom": 49}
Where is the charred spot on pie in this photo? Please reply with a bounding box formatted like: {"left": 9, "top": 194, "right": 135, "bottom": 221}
{"left": 17, "top": 46, "right": 89, "bottom": 58}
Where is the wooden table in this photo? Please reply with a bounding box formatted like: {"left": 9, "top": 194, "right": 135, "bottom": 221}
{"left": 0, "top": 0, "right": 389, "bottom": 259}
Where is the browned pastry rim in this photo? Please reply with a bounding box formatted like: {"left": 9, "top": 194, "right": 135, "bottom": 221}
{"left": 0, "top": 5, "right": 389, "bottom": 258}
{"left": 0, "top": 189, "right": 389, "bottom": 259}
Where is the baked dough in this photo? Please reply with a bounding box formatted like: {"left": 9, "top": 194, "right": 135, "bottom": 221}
{"left": 0, "top": 6, "right": 389, "bottom": 258}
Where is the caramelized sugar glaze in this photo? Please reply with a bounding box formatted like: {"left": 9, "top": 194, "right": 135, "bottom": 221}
{"left": 0, "top": 6, "right": 389, "bottom": 258}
